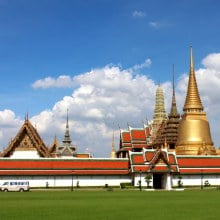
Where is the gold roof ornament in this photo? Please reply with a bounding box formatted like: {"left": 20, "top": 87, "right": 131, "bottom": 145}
{"left": 176, "top": 47, "right": 216, "bottom": 155}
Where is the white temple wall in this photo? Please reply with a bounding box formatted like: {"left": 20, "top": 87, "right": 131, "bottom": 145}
{"left": 1, "top": 173, "right": 220, "bottom": 188}
{"left": 172, "top": 174, "right": 220, "bottom": 187}
{"left": 0, "top": 175, "right": 131, "bottom": 188}
{"left": 133, "top": 173, "right": 152, "bottom": 187}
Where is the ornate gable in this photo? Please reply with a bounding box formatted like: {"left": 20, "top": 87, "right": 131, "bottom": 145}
{"left": 60, "top": 146, "right": 74, "bottom": 157}
{"left": 150, "top": 149, "right": 169, "bottom": 167}
{"left": 49, "top": 136, "right": 59, "bottom": 158}
{"left": 2, "top": 118, "right": 49, "bottom": 157}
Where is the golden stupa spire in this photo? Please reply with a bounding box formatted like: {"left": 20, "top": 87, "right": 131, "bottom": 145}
{"left": 176, "top": 47, "right": 216, "bottom": 155}
{"left": 110, "top": 129, "right": 116, "bottom": 158}
{"left": 183, "top": 47, "right": 203, "bottom": 112}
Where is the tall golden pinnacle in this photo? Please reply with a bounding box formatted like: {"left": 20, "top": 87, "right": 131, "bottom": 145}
{"left": 183, "top": 47, "right": 203, "bottom": 112}
{"left": 176, "top": 47, "right": 216, "bottom": 155}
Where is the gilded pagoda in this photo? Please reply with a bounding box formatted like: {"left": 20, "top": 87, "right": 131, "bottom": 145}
{"left": 175, "top": 47, "right": 216, "bottom": 155}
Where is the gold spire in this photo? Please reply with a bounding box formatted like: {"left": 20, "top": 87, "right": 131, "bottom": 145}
{"left": 176, "top": 47, "right": 216, "bottom": 155}
{"left": 183, "top": 47, "right": 203, "bottom": 112}
{"left": 110, "top": 130, "right": 116, "bottom": 158}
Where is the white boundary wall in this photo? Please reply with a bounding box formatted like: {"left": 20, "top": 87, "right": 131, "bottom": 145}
{"left": 172, "top": 174, "right": 220, "bottom": 187}
{"left": 0, "top": 175, "right": 131, "bottom": 188}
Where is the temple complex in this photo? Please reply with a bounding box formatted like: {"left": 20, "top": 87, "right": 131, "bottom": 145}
{"left": 1, "top": 47, "right": 220, "bottom": 189}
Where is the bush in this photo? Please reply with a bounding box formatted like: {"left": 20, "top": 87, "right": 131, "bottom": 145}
{"left": 120, "top": 182, "right": 132, "bottom": 189}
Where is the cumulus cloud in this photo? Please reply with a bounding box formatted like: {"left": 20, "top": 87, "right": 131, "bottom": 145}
{"left": 202, "top": 53, "right": 220, "bottom": 71}
{"left": 32, "top": 75, "right": 75, "bottom": 89}
{"left": 131, "top": 59, "right": 152, "bottom": 71}
{"left": 0, "top": 110, "right": 23, "bottom": 149}
{"left": 2, "top": 52, "right": 220, "bottom": 156}
{"left": 29, "top": 65, "right": 161, "bottom": 157}
{"left": 132, "top": 10, "right": 146, "bottom": 18}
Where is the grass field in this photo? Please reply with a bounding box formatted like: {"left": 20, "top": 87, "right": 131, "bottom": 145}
{"left": 0, "top": 189, "right": 219, "bottom": 220}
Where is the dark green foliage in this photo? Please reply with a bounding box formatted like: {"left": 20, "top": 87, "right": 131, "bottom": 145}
{"left": 144, "top": 174, "right": 152, "bottom": 188}
{"left": 120, "top": 182, "right": 132, "bottom": 189}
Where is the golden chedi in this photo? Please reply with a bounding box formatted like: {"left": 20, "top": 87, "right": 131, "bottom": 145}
{"left": 176, "top": 47, "right": 216, "bottom": 155}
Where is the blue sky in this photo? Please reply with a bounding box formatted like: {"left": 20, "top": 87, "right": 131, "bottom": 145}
{"left": 1, "top": 0, "right": 220, "bottom": 115}
{"left": 1, "top": 0, "right": 220, "bottom": 156}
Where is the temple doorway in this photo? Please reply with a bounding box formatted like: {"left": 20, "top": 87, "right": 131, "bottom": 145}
{"left": 153, "top": 173, "right": 164, "bottom": 189}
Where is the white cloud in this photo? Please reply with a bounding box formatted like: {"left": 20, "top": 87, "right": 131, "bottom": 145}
{"left": 29, "top": 65, "right": 160, "bottom": 157}
{"left": 131, "top": 59, "right": 152, "bottom": 71}
{"left": 2, "top": 52, "right": 220, "bottom": 156}
{"left": 148, "top": 21, "right": 171, "bottom": 29}
{"left": 132, "top": 10, "right": 146, "bottom": 18}
{"left": 202, "top": 53, "right": 220, "bottom": 71}
{"left": 148, "top": 21, "right": 160, "bottom": 28}
{"left": 32, "top": 75, "right": 75, "bottom": 89}
{"left": 0, "top": 110, "right": 23, "bottom": 150}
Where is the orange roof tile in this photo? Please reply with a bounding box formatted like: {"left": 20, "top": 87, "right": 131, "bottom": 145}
{"left": 131, "top": 130, "right": 146, "bottom": 140}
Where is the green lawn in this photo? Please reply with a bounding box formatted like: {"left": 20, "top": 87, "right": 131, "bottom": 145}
{"left": 0, "top": 189, "right": 219, "bottom": 220}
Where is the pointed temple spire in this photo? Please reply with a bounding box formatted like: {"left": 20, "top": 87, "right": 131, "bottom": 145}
{"left": 151, "top": 85, "right": 167, "bottom": 146}
{"left": 25, "top": 112, "right": 29, "bottom": 122}
{"left": 153, "top": 85, "right": 167, "bottom": 122}
{"left": 154, "top": 66, "right": 180, "bottom": 149}
{"left": 176, "top": 47, "right": 216, "bottom": 155}
{"left": 183, "top": 47, "right": 203, "bottom": 112}
{"left": 110, "top": 130, "right": 116, "bottom": 158}
{"left": 169, "top": 65, "right": 179, "bottom": 116}
{"left": 63, "top": 109, "right": 72, "bottom": 145}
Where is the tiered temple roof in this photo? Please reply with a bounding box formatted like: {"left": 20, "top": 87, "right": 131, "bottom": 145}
{"left": 57, "top": 110, "right": 77, "bottom": 157}
{"left": 1, "top": 117, "right": 49, "bottom": 158}
{"left": 156, "top": 66, "right": 180, "bottom": 148}
{"left": 117, "top": 124, "right": 152, "bottom": 158}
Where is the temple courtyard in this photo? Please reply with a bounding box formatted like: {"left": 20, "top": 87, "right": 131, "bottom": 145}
{"left": 0, "top": 189, "right": 219, "bottom": 220}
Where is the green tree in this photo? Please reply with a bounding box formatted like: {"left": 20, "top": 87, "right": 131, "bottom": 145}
{"left": 145, "top": 174, "right": 152, "bottom": 188}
